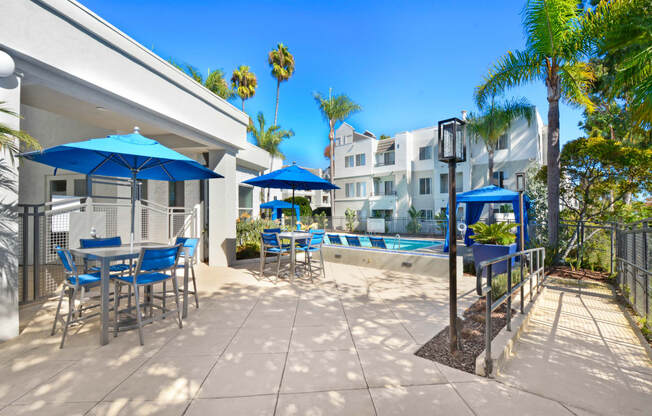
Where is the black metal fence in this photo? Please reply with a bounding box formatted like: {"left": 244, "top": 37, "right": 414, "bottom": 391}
{"left": 558, "top": 221, "right": 615, "bottom": 273}
{"left": 616, "top": 218, "right": 651, "bottom": 322}
{"left": 296, "top": 216, "right": 453, "bottom": 237}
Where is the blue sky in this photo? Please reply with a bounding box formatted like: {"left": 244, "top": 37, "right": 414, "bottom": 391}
{"left": 80, "top": 0, "right": 584, "bottom": 169}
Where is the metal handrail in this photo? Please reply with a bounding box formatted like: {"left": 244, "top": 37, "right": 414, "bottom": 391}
{"left": 475, "top": 246, "right": 546, "bottom": 376}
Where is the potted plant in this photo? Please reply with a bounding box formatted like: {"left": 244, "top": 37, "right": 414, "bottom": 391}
{"left": 468, "top": 222, "right": 517, "bottom": 276}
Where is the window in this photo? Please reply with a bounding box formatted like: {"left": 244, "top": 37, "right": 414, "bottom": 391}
{"left": 73, "top": 179, "right": 87, "bottom": 197}
{"left": 238, "top": 185, "right": 253, "bottom": 216}
{"left": 345, "top": 183, "right": 355, "bottom": 197}
{"left": 419, "top": 146, "right": 432, "bottom": 160}
{"left": 419, "top": 177, "right": 431, "bottom": 195}
{"left": 372, "top": 209, "right": 393, "bottom": 219}
{"left": 345, "top": 155, "right": 354, "bottom": 168}
{"left": 335, "top": 137, "right": 342, "bottom": 146}
{"left": 355, "top": 153, "right": 366, "bottom": 166}
{"left": 439, "top": 173, "right": 463, "bottom": 193}
{"left": 322, "top": 195, "right": 328, "bottom": 203}
{"left": 384, "top": 180, "right": 394, "bottom": 195}
{"left": 419, "top": 209, "right": 434, "bottom": 220}
{"left": 50, "top": 180, "right": 67, "bottom": 197}
{"left": 493, "top": 171, "right": 505, "bottom": 187}
{"left": 497, "top": 134, "right": 508, "bottom": 150}
{"left": 376, "top": 151, "right": 395, "bottom": 166}
{"left": 356, "top": 182, "right": 367, "bottom": 197}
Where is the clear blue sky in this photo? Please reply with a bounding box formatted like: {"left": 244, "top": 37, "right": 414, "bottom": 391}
{"left": 80, "top": 0, "right": 584, "bottom": 169}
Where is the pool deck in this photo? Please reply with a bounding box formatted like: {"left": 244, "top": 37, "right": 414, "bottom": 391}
{"left": 2, "top": 261, "right": 649, "bottom": 415}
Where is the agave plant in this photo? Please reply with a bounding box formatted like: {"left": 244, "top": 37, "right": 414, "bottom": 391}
{"left": 469, "top": 222, "right": 516, "bottom": 245}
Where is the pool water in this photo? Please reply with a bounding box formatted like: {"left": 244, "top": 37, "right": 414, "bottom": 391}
{"left": 324, "top": 234, "right": 442, "bottom": 251}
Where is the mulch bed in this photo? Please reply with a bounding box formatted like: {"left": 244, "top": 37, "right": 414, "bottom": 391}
{"left": 547, "top": 265, "right": 610, "bottom": 281}
{"left": 415, "top": 298, "right": 514, "bottom": 374}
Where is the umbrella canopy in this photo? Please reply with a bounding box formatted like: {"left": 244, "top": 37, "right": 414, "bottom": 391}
{"left": 243, "top": 163, "right": 338, "bottom": 228}
{"left": 259, "top": 200, "right": 300, "bottom": 221}
{"left": 20, "top": 128, "right": 222, "bottom": 181}
{"left": 20, "top": 127, "right": 222, "bottom": 243}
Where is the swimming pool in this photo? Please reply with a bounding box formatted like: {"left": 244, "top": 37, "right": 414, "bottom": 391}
{"left": 324, "top": 234, "right": 442, "bottom": 251}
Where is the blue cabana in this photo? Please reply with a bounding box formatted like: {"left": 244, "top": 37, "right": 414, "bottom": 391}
{"left": 260, "top": 200, "right": 300, "bottom": 222}
{"left": 444, "top": 185, "right": 530, "bottom": 252}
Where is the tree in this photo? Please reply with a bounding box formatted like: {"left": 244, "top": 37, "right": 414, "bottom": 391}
{"left": 231, "top": 65, "right": 258, "bottom": 111}
{"left": 248, "top": 112, "right": 294, "bottom": 202}
{"left": 0, "top": 102, "right": 40, "bottom": 156}
{"left": 284, "top": 196, "right": 312, "bottom": 218}
{"left": 407, "top": 206, "right": 422, "bottom": 234}
{"left": 205, "top": 69, "right": 234, "bottom": 100}
{"left": 379, "top": 134, "right": 391, "bottom": 140}
{"left": 475, "top": 0, "right": 595, "bottom": 252}
{"left": 314, "top": 89, "right": 361, "bottom": 216}
{"left": 344, "top": 208, "right": 356, "bottom": 232}
{"left": 268, "top": 43, "right": 295, "bottom": 125}
{"left": 467, "top": 96, "right": 535, "bottom": 188}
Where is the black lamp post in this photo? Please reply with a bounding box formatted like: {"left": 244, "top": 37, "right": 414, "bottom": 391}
{"left": 438, "top": 117, "right": 466, "bottom": 353}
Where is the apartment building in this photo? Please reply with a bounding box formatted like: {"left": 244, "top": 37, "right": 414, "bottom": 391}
{"left": 331, "top": 111, "right": 547, "bottom": 220}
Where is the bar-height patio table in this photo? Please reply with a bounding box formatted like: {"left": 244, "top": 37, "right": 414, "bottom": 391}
{"left": 70, "top": 242, "right": 190, "bottom": 345}
{"left": 278, "top": 231, "right": 311, "bottom": 279}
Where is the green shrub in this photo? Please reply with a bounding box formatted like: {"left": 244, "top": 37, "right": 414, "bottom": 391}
{"left": 283, "top": 196, "right": 312, "bottom": 217}
{"left": 236, "top": 217, "right": 284, "bottom": 248}
{"left": 406, "top": 206, "right": 422, "bottom": 234}
{"left": 490, "top": 268, "right": 525, "bottom": 299}
{"left": 345, "top": 208, "right": 356, "bottom": 232}
{"left": 469, "top": 222, "right": 516, "bottom": 245}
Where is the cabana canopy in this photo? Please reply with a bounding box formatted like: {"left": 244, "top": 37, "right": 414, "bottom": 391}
{"left": 260, "top": 200, "right": 300, "bottom": 222}
{"left": 444, "top": 185, "right": 530, "bottom": 252}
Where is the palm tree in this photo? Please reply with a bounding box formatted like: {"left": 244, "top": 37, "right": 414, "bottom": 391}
{"left": 313, "top": 89, "right": 361, "bottom": 217}
{"left": 248, "top": 112, "right": 294, "bottom": 202}
{"left": 231, "top": 66, "right": 258, "bottom": 112}
{"left": 205, "top": 69, "right": 234, "bottom": 100}
{"left": 475, "top": 0, "right": 595, "bottom": 249}
{"left": 268, "top": 43, "right": 295, "bottom": 125}
{"left": 1, "top": 102, "right": 40, "bottom": 155}
{"left": 467, "top": 96, "right": 535, "bottom": 186}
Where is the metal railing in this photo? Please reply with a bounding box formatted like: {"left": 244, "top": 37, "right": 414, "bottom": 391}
{"left": 616, "top": 218, "right": 651, "bottom": 322}
{"left": 475, "top": 246, "right": 546, "bottom": 376}
{"left": 17, "top": 198, "right": 198, "bottom": 304}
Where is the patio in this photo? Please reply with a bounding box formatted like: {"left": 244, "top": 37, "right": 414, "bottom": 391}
{"left": 1, "top": 260, "right": 635, "bottom": 416}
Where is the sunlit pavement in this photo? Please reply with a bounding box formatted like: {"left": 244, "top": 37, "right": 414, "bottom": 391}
{"left": 1, "top": 262, "right": 649, "bottom": 415}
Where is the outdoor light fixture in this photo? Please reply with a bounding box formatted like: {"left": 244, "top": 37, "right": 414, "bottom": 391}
{"left": 437, "top": 117, "right": 466, "bottom": 163}
{"left": 438, "top": 116, "right": 467, "bottom": 353}
{"left": 515, "top": 171, "right": 526, "bottom": 192}
{"left": 0, "top": 50, "right": 15, "bottom": 78}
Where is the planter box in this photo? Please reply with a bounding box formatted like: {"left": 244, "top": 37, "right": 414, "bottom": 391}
{"left": 472, "top": 243, "right": 517, "bottom": 276}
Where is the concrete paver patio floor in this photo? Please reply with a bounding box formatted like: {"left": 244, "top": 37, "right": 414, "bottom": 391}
{"left": 497, "top": 278, "right": 652, "bottom": 416}
{"left": 1, "top": 262, "right": 650, "bottom": 415}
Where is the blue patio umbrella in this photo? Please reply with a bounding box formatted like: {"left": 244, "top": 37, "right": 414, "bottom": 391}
{"left": 260, "top": 200, "right": 300, "bottom": 222}
{"left": 243, "top": 162, "right": 338, "bottom": 228}
{"left": 20, "top": 127, "right": 222, "bottom": 243}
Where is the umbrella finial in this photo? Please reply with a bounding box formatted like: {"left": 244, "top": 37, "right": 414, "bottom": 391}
{"left": 133, "top": 126, "right": 140, "bottom": 134}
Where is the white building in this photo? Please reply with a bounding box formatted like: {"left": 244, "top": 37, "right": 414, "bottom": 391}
{"left": 0, "top": 0, "right": 271, "bottom": 340}
{"left": 331, "top": 111, "right": 546, "bottom": 221}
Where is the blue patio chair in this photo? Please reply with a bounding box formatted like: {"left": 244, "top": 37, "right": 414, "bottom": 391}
{"left": 260, "top": 232, "right": 291, "bottom": 282}
{"left": 369, "top": 236, "right": 387, "bottom": 249}
{"left": 327, "top": 234, "right": 342, "bottom": 245}
{"left": 264, "top": 228, "right": 281, "bottom": 234}
{"left": 345, "top": 235, "right": 361, "bottom": 247}
{"left": 175, "top": 237, "right": 200, "bottom": 309}
{"left": 297, "top": 230, "right": 325, "bottom": 280}
{"left": 113, "top": 245, "right": 183, "bottom": 345}
{"left": 80, "top": 237, "right": 131, "bottom": 274}
{"left": 51, "top": 246, "right": 106, "bottom": 348}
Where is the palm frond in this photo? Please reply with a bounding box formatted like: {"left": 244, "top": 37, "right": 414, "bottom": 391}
{"left": 522, "top": 0, "right": 583, "bottom": 59}
{"left": 313, "top": 91, "right": 361, "bottom": 123}
{"left": 0, "top": 101, "right": 41, "bottom": 155}
{"left": 559, "top": 61, "right": 596, "bottom": 110}
{"left": 475, "top": 50, "right": 543, "bottom": 107}
{"left": 268, "top": 43, "right": 295, "bottom": 83}
{"left": 231, "top": 66, "right": 258, "bottom": 101}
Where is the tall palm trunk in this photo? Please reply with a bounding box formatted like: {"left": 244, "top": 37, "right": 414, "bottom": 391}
{"left": 329, "top": 120, "right": 335, "bottom": 217}
{"left": 274, "top": 80, "right": 280, "bottom": 126}
{"left": 546, "top": 74, "right": 562, "bottom": 251}
{"left": 487, "top": 148, "right": 495, "bottom": 224}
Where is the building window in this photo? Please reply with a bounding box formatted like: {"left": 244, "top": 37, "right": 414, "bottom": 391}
{"left": 335, "top": 137, "right": 341, "bottom": 146}
{"left": 355, "top": 153, "right": 366, "bottom": 166}
{"left": 345, "top": 183, "right": 355, "bottom": 198}
{"left": 238, "top": 185, "right": 253, "bottom": 216}
{"left": 372, "top": 209, "right": 393, "bottom": 219}
{"left": 493, "top": 171, "right": 505, "bottom": 187}
{"left": 73, "top": 179, "right": 87, "bottom": 197}
{"left": 322, "top": 195, "right": 328, "bottom": 203}
{"left": 356, "top": 182, "right": 367, "bottom": 197}
{"left": 497, "top": 134, "right": 508, "bottom": 150}
{"left": 376, "top": 151, "right": 395, "bottom": 166}
{"left": 50, "top": 180, "right": 67, "bottom": 198}
{"left": 439, "top": 173, "right": 463, "bottom": 193}
{"left": 345, "top": 155, "right": 354, "bottom": 168}
{"left": 419, "top": 209, "right": 434, "bottom": 220}
{"left": 419, "top": 146, "right": 432, "bottom": 160}
{"left": 384, "top": 180, "right": 394, "bottom": 195}
{"left": 419, "top": 177, "right": 431, "bottom": 195}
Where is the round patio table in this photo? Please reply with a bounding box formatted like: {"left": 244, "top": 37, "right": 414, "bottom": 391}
{"left": 278, "top": 231, "right": 311, "bottom": 280}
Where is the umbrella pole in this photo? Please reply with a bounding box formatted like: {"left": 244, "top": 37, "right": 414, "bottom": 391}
{"left": 291, "top": 188, "right": 295, "bottom": 230}
{"left": 131, "top": 171, "right": 136, "bottom": 248}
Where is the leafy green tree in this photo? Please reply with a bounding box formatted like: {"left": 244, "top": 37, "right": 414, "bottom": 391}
{"left": 406, "top": 206, "right": 422, "bottom": 234}
{"left": 475, "top": 0, "right": 595, "bottom": 251}
{"left": 205, "top": 69, "right": 234, "bottom": 100}
{"left": 231, "top": 65, "right": 258, "bottom": 111}
{"left": 344, "top": 208, "right": 356, "bottom": 232}
{"left": 268, "top": 43, "right": 295, "bottom": 125}
{"left": 284, "top": 196, "right": 312, "bottom": 218}
{"left": 0, "top": 102, "right": 40, "bottom": 155}
{"left": 314, "top": 89, "right": 361, "bottom": 216}
{"left": 248, "top": 112, "right": 294, "bottom": 202}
